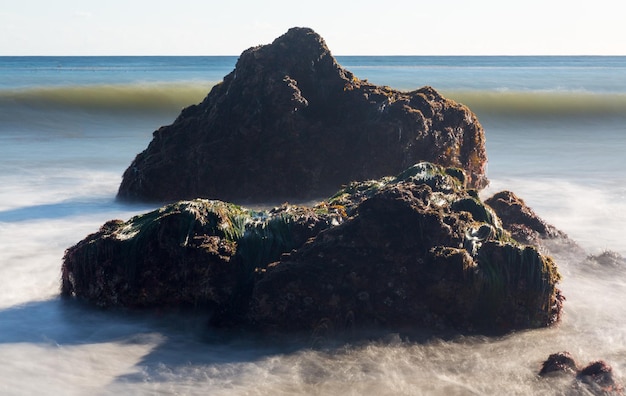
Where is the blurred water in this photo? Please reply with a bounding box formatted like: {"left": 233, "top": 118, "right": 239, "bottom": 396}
{"left": 1, "top": 56, "right": 625, "bottom": 395}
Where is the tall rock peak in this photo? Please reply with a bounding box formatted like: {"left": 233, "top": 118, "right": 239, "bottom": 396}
{"left": 117, "top": 27, "right": 488, "bottom": 204}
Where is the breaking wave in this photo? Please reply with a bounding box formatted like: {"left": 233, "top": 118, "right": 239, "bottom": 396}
{"left": 2, "top": 82, "right": 625, "bottom": 119}
{"left": 444, "top": 90, "right": 626, "bottom": 117}
{"left": 0, "top": 82, "right": 214, "bottom": 114}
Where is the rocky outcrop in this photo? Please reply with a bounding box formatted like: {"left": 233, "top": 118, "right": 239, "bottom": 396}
{"left": 540, "top": 351, "right": 579, "bottom": 376}
{"left": 61, "top": 200, "right": 343, "bottom": 316}
{"left": 540, "top": 352, "right": 624, "bottom": 395}
{"left": 485, "top": 190, "right": 566, "bottom": 245}
{"left": 64, "top": 163, "right": 562, "bottom": 335}
{"left": 117, "top": 27, "right": 488, "bottom": 204}
{"left": 247, "top": 163, "right": 562, "bottom": 333}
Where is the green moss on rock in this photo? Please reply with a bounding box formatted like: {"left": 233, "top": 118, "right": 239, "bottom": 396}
{"left": 246, "top": 163, "right": 563, "bottom": 334}
{"left": 62, "top": 162, "right": 563, "bottom": 335}
{"left": 62, "top": 199, "right": 344, "bottom": 308}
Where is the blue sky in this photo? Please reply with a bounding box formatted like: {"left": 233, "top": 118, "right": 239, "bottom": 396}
{"left": 1, "top": 0, "right": 624, "bottom": 55}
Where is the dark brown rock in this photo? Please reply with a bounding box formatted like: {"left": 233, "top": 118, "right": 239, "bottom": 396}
{"left": 539, "top": 352, "right": 624, "bottom": 395}
{"left": 61, "top": 200, "right": 344, "bottom": 313}
{"left": 578, "top": 360, "right": 624, "bottom": 395}
{"left": 246, "top": 164, "right": 562, "bottom": 334}
{"left": 485, "top": 190, "right": 566, "bottom": 245}
{"left": 117, "top": 27, "right": 488, "bottom": 204}
{"left": 539, "top": 351, "right": 579, "bottom": 376}
{"left": 64, "top": 163, "right": 561, "bottom": 336}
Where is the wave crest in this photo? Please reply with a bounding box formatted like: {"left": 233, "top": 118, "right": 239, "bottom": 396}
{"left": 0, "top": 82, "right": 214, "bottom": 114}
{"left": 445, "top": 90, "right": 626, "bottom": 117}
{"left": 2, "top": 83, "right": 625, "bottom": 119}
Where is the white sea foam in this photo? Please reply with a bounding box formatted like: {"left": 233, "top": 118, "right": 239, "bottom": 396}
{"left": 483, "top": 177, "right": 626, "bottom": 256}
{"left": 2, "top": 180, "right": 625, "bottom": 395}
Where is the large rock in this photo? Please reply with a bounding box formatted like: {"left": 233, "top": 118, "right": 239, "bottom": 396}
{"left": 117, "top": 27, "right": 488, "bottom": 204}
{"left": 61, "top": 200, "right": 344, "bottom": 316}
{"left": 62, "top": 162, "right": 562, "bottom": 335}
{"left": 247, "top": 163, "right": 562, "bottom": 334}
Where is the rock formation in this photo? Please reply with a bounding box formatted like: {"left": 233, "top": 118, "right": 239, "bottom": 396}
{"left": 63, "top": 163, "right": 562, "bottom": 335}
{"left": 61, "top": 200, "right": 343, "bottom": 315}
{"left": 540, "top": 352, "right": 624, "bottom": 395}
{"left": 247, "top": 163, "right": 562, "bottom": 333}
{"left": 485, "top": 190, "right": 566, "bottom": 245}
{"left": 117, "top": 27, "right": 488, "bottom": 204}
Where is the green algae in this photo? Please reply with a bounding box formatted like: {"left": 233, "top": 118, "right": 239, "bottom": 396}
{"left": 473, "top": 242, "right": 561, "bottom": 327}
{"left": 63, "top": 162, "right": 562, "bottom": 331}
{"left": 237, "top": 213, "right": 296, "bottom": 275}
{"left": 62, "top": 199, "right": 335, "bottom": 307}
{"left": 329, "top": 162, "right": 468, "bottom": 216}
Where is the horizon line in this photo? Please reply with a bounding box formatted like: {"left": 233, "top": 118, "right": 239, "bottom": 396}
{"left": 1, "top": 54, "right": 625, "bottom": 57}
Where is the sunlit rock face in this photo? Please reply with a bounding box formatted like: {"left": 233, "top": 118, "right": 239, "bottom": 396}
{"left": 117, "top": 27, "right": 488, "bottom": 204}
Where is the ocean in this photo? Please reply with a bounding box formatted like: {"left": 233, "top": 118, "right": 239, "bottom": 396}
{"left": 1, "top": 55, "right": 625, "bottom": 395}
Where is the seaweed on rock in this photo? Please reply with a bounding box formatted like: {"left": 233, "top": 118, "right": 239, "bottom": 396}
{"left": 62, "top": 162, "right": 563, "bottom": 334}
{"left": 473, "top": 242, "right": 562, "bottom": 328}
{"left": 62, "top": 200, "right": 249, "bottom": 307}
{"left": 246, "top": 163, "right": 563, "bottom": 333}
{"left": 61, "top": 200, "right": 344, "bottom": 309}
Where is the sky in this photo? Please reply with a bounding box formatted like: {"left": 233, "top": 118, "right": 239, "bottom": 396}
{"left": 1, "top": 0, "right": 624, "bottom": 56}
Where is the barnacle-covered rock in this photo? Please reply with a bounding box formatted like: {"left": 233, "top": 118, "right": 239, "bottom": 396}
{"left": 247, "top": 164, "right": 562, "bottom": 333}
{"left": 61, "top": 200, "right": 344, "bottom": 312}
{"left": 117, "top": 27, "right": 488, "bottom": 204}
{"left": 63, "top": 162, "right": 562, "bottom": 335}
{"left": 485, "top": 190, "right": 566, "bottom": 245}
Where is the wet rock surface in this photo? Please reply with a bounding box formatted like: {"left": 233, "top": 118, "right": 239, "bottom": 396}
{"left": 484, "top": 190, "right": 566, "bottom": 245}
{"left": 247, "top": 164, "right": 562, "bottom": 334}
{"left": 64, "top": 163, "right": 562, "bottom": 335}
{"left": 540, "top": 352, "right": 624, "bottom": 395}
{"left": 117, "top": 27, "right": 488, "bottom": 204}
{"left": 61, "top": 200, "right": 343, "bottom": 314}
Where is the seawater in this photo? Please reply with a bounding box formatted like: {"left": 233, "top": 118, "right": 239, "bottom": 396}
{"left": 1, "top": 56, "right": 626, "bottom": 395}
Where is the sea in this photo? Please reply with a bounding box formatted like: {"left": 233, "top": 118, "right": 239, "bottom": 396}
{"left": 1, "top": 55, "right": 626, "bottom": 395}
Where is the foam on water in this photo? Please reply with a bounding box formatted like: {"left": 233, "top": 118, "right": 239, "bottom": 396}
{"left": 484, "top": 178, "right": 626, "bottom": 256}
{"left": 0, "top": 205, "right": 157, "bottom": 309}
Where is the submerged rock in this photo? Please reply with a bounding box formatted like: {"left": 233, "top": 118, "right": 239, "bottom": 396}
{"left": 64, "top": 163, "right": 562, "bottom": 335}
{"left": 539, "top": 352, "right": 624, "bottom": 395}
{"left": 585, "top": 250, "right": 626, "bottom": 270}
{"left": 539, "top": 351, "right": 579, "bottom": 377}
{"left": 578, "top": 361, "right": 624, "bottom": 395}
{"left": 117, "top": 27, "right": 488, "bottom": 204}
